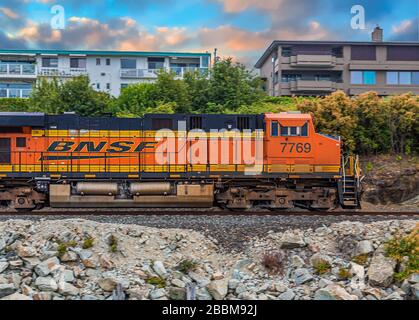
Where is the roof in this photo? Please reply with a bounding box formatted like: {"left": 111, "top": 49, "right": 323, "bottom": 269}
{"left": 255, "top": 40, "right": 419, "bottom": 68}
{"left": 0, "top": 49, "right": 211, "bottom": 58}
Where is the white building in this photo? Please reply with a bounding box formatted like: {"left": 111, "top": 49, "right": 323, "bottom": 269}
{"left": 0, "top": 49, "right": 211, "bottom": 98}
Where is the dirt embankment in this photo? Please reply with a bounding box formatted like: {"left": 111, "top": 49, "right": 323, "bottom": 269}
{"left": 361, "top": 156, "right": 418, "bottom": 206}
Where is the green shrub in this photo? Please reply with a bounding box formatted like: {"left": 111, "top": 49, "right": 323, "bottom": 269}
{"left": 338, "top": 268, "right": 352, "bottom": 280}
{"left": 146, "top": 276, "right": 167, "bottom": 288}
{"left": 176, "top": 259, "right": 198, "bottom": 273}
{"left": 108, "top": 235, "right": 118, "bottom": 253}
{"left": 313, "top": 261, "right": 331, "bottom": 275}
{"left": 82, "top": 237, "right": 94, "bottom": 249}
{"left": 352, "top": 254, "right": 369, "bottom": 266}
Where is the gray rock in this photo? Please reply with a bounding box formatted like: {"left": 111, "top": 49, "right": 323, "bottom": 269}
{"left": 228, "top": 279, "right": 240, "bottom": 290}
{"left": 171, "top": 278, "right": 185, "bottom": 288}
{"left": 407, "top": 273, "right": 419, "bottom": 284}
{"left": 384, "top": 292, "right": 403, "bottom": 300}
{"left": 235, "top": 283, "right": 248, "bottom": 295}
{"left": 60, "top": 251, "right": 78, "bottom": 262}
{"left": 98, "top": 277, "right": 118, "bottom": 292}
{"left": 0, "top": 284, "right": 16, "bottom": 298}
{"left": 314, "top": 284, "right": 358, "bottom": 300}
{"left": 149, "top": 288, "right": 166, "bottom": 300}
{"left": 319, "top": 278, "right": 333, "bottom": 288}
{"left": 35, "top": 257, "right": 60, "bottom": 277}
{"left": 0, "top": 238, "right": 5, "bottom": 252}
{"left": 291, "top": 255, "right": 305, "bottom": 268}
{"left": 310, "top": 253, "right": 332, "bottom": 267}
{"left": 82, "top": 295, "right": 104, "bottom": 300}
{"left": 0, "top": 293, "right": 32, "bottom": 300}
{"left": 0, "top": 262, "right": 8, "bottom": 274}
{"left": 196, "top": 287, "right": 212, "bottom": 300}
{"left": 278, "top": 289, "right": 295, "bottom": 300}
{"left": 62, "top": 270, "right": 75, "bottom": 283}
{"left": 71, "top": 248, "right": 92, "bottom": 260}
{"left": 234, "top": 259, "right": 253, "bottom": 270}
{"left": 355, "top": 240, "right": 374, "bottom": 256}
{"left": 35, "top": 276, "right": 58, "bottom": 291}
{"left": 58, "top": 281, "right": 79, "bottom": 296}
{"left": 189, "top": 272, "right": 210, "bottom": 287}
{"left": 367, "top": 255, "right": 396, "bottom": 288}
{"left": 350, "top": 262, "right": 365, "bottom": 280}
{"left": 401, "top": 280, "right": 411, "bottom": 294}
{"left": 152, "top": 261, "right": 167, "bottom": 278}
{"left": 207, "top": 279, "right": 228, "bottom": 300}
{"left": 22, "top": 257, "right": 40, "bottom": 270}
{"left": 294, "top": 268, "right": 313, "bottom": 285}
{"left": 412, "top": 283, "right": 419, "bottom": 300}
{"left": 279, "top": 231, "right": 305, "bottom": 249}
{"left": 169, "top": 287, "right": 186, "bottom": 300}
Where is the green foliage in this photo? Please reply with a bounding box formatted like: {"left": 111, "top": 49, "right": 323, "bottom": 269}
{"left": 0, "top": 98, "right": 30, "bottom": 112}
{"left": 146, "top": 276, "right": 167, "bottom": 288}
{"left": 337, "top": 268, "right": 352, "bottom": 280}
{"left": 57, "top": 240, "right": 78, "bottom": 257}
{"left": 385, "top": 227, "right": 419, "bottom": 281}
{"left": 108, "top": 234, "right": 118, "bottom": 253}
{"left": 352, "top": 254, "right": 369, "bottom": 266}
{"left": 365, "top": 162, "right": 374, "bottom": 172}
{"left": 313, "top": 261, "right": 331, "bottom": 275}
{"left": 176, "top": 259, "right": 198, "bottom": 273}
{"left": 82, "top": 237, "right": 94, "bottom": 249}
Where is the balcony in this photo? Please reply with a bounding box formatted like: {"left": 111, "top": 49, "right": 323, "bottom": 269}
{"left": 289, "top": 80, "right": 342, "bottom": 93}
{"left": 0, "top": 88, "right": 32, "bottom": 98}
{"left": 0, "top": 64, "right": 37, "bottom": 78}
{"left": 120, "top": 67, "right": 208, "bottom": 79}
{"left": 289, "top": 54, "right": 339, "bottom": 68}
{"left": 38, "top": 67, "right": 88, "bottom": 77}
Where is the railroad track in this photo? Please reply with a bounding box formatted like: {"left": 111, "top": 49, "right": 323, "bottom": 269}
{"left": 0, "top": 210, "right": 417, "bottom": 216}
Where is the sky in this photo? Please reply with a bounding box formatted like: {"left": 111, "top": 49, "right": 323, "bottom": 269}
{"left": 0, "top": 0, "right": 418, "bottom": 68}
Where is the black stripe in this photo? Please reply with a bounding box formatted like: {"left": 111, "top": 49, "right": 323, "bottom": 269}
{"left": 39, "top": 155, "right": 135, "bottom": 161}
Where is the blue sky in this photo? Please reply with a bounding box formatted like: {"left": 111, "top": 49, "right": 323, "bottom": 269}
{"left": 0, "top": 0, "right": 418, "bottom": 67}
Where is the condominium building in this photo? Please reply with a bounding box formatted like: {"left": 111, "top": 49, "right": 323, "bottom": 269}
{"left": 255, "top": 27, "right": 419, "bottom": 96}
{"left": 0, "top": 50, "right": 211, "bottom": 98}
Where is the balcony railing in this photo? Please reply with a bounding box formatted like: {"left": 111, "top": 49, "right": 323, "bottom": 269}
{"left": 0, "top": 88, "right": 32, "bottom": 98}
{"left": 38, "top": 67, "right": 88, "bottom": 77}
{"left": 0, "top": 64, "right": 37, "bottom": 77}
{"left": 120, "top": 67, "right": 208, "bottom": 79}
{"left": 288, "top": 79, "right": 343, "bottom": 92}
{"left": 290, "top": 54, "right": 338, "bottom": 68}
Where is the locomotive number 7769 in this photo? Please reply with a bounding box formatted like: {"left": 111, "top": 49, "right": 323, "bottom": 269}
{"left": 281, "top": 143, "right": 312, "bottom": 153}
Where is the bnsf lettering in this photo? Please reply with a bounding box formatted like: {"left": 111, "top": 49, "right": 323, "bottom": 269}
{"left": 47, "top": 141, "right": 157, "bottom": 153}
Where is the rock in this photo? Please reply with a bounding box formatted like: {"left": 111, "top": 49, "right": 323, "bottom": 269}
{"left": 212, "top": 272, "right": 224, "bottom": 280}
{"left": 207, "top": 279, "right": 228, "bottom": 300}
{"left": 384, "top": 292, "right": 403, "bottom": 300}
{"left": 152, "top": 261, "right": 167, "bottom": 278}
{"left": 319, "top": 278, "right": 333, "bottom": 288}
{"left": 21, "top": 285, "right": 34, "bottom": 297}
{"left": 82, "top": 257, "right": 99, "bottom": 268}
{"left": 98, "top": 277, "right": 118, "bottom": 292}
{"left": 314, "top": 284, "right": 358, "bottom": 300}
{"left": 35, "top": 277, "right": 58, "bottom": 291}
{"left": 350, "top": 263, "right": 365, "bottom": 279}
{"left": 22, "top": 257, "right": 40, "bottom": 270}
{"left": 1, "top": 293, "right": 32, "bottom": 300}
{"left": 149, "top": 288, "right": 166, "bottom": 300}
{"left": 196, "top": 287, "right": 212, "bottom": 300}
{"left": 278, "top": 289, "right": 295, "bottom": 300}
{"left": 16, "top": 245, "right": 37, "bottom": 258}
{"left": 367, "top": 255, "right": 396, "bottom": 288}
{"left": 60, "top": 251, "right": 78, "bottom": 262}
{"left": 171, "top": 279, "right": 185, "bottom": 288}
{"left": 0, "top": 284, "right": 16, "bottom": 298}
{"left": 189, "top": 271, "right": 211, "bottom": 287}
{"left": 58, "top": 281, "right": 79, "bottom": 296}
{"left": 35, "top": 257, "right": 61, "bottom": 277}
{"left": 407, "top": 273, "right": 419, "bottom": 284}
{"left": 354, "top": 240, "right": 374, "bottom": 256}
{"left": 310, "top": 253, "right": 332, "bottom": 267}
{"left": 363, "top": 288, "right": 383, "bottom": 300}
{"left": 294, "top": 268, "right": 313, "bottom": 285}
{"left": 234, "top": 259, "right": 253, "bottom": 270}
{"left": 0, "top": 238, "right": 5, "bottom": 251}
{"left": 33, "top": 292, "right": 52, "bottom": 300}
{"left": 8, "top": 259, "right": 23, "bottom": 269}
{"left": 228, "top": 279, "right": 240, "bottom": 290}
{"left": 291, "top": 255, "right": 305, "bottom": 268}
{"left": 401, "top": 280, "right": 411, "bottom": 294}
{"left": 62, "top": 270, "right": 75, "bottom": 283}
{"left": 273, "top": 281, "right": 287, "bottom": 293}
{"left": 99, "top": 255, "right": 114, "bottom": 269}
{"left": 0, "top": 262, "right": 8, "bottom": 274}
{"left": 71, "top": 248, "right": 92, "bottom": 260}
{"left": 279, "top": 231, "right": 305, "bottom": 249}
{"left": 412, "top": 283, "right": 419, "bottom": 300}
{"left": 169, "top": 287, "right": 186, "bottom": 300}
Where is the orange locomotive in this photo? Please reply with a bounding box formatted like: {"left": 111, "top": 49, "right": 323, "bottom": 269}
{"left": 0, "top": 112, "right": 361, "bottom": 211}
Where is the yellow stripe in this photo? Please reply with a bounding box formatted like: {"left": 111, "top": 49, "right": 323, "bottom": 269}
{"left": 85, "top": 174, "right": 96, "bottom": 178}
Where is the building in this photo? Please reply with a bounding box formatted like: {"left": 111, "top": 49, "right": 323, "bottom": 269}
{"left": 0, "top": 49, "right": 211, "bottom": 98}
{"left": 255, "top": 27, "right": 419, "bottom": 96}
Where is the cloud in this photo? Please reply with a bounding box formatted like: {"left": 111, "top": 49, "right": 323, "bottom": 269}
{"left": 214, "top": 0, "right": 284, "bottom": 13}
{"left": 0, "top": 7, "right": 19, "bottom": 19}
{"left": 0, "top": 30, "right": 28, "bottom": 49}
{"left": 391, "top": 18, "right": 419, "bottom": 41}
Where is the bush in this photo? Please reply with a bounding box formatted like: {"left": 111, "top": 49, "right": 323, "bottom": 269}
{"left": 82, "top": 237, "right": 94, "bottom": 249}
{"left": 313, "top": 261, "right": 331, "bottom": 275}
{"left": 108, "top": 235, "right": 118, "bottom": 253}
{"left": 262, "top": 251, "right": 286, "bottom": 274}
{"left": 337, "top": 268, "right": 352, "bottom": 280}
{"left": 146, "top": 276, "right": 167, "bottom": 288}
{"left": 0, "top": 98, "right": 30, "bottom": 112}
{"left": 352, "top": 254, "right": 369, "bottom": 266}
{"left": 176, "top": 259, "right": 198, "bottom": 274}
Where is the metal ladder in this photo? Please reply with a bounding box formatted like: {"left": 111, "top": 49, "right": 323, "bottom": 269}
{"left": 340, "top": 155, "right": 361, "bottom": 208}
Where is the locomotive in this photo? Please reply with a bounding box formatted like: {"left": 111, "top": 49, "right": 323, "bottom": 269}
{"left": 0, "top": 111, "right": 361, "bottom": 212}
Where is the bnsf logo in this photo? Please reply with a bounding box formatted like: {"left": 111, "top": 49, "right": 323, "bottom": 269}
{"left": 47, "top": 141, "right": 158, "bottom": 153}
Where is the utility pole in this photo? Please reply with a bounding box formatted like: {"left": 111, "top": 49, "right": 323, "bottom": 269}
{"left": 214, "top": 48, "right": 218, "bottom": 65}
{"left": 272, "top": 56, "right": 276, "bottom": 96}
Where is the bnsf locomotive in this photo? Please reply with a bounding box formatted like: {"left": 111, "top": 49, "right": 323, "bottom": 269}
{"left": 0, "top": 112, "right": 361, "bottom": 212}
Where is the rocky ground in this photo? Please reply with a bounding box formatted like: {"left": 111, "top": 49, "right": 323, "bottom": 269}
{"left": 0, "top": 218, "right": 418, "bottom": 301}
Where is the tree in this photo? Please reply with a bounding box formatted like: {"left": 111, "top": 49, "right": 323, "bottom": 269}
{"left": 154, "top": 71, "right": 191, "bottom": 113}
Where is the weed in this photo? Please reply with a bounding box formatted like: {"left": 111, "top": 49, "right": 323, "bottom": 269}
{"left": 57, "top": 243, "right": 68, "bottom": 257}
{"left": 82, "top": 237, "right": 94, "bottom": 249}
{"left": 352, "top": 254, "right": 369, "bottom": 266}
{"left": 365, "top": 162, "right": 374, "bottom": 172}
{"left": 313, "top": 261, "right": 331, "bottom": 275}
{"left": 146, "top": 276, "right": 166, "bottom": 288}
{"left": 338, "top": 268, "right": 352, "bottom": 280}
{"left": 385, "top": 228, "right": 419, "bottom": 281}
{"left": 108, "top": 235, "right": 118, "bottom": 253}
{"left": 262, "top": 251, "right": 286, "bottom": 275}
{"left": 176, "top": 259, "right": 198, "bottom": 274}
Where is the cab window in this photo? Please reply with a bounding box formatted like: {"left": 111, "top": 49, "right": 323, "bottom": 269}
{"left": 280, "top": 123, "right": 309, "bottom": 137}
{"left": 271, "top": 122, "right": 279, "bottom": 137}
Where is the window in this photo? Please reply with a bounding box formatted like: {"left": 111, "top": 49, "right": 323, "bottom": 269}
{"left": 121, "top": 58, "right": 137, "bottom": 69}
{"left": 96, "top": 83, "right": 100, "bottom": 90}
{"left": 201, "top": 56, "right": 209, "bottom": 68}
{"left": 42, "top": 57, "right": 58, "bottom": 68}
{"left": 237, "top": 116, "right": 250, "bottom": 130}
{"left": 387, "top": 72, "right": 399, "bottom": 85}
{"left": 121, "top": 84, "right": 129, "bottom": 89}
{"left": 96, "top": 58, "right": 101, "bottom": 65}
{"left": 106, "top": 83, "right": 111, "bottom": 90}
{"left": 152, "top": 118, "right": 173, "bottom": 130}
{"left": 351, "top": 71, "right": 376, "bottom": 85}
{"left": 0, "top": 138, "right": 11, "bottom": 164}
{"left": 413, "top": 72, "right": 419, "bottom": 85}
{"left": 106, "top": 58, "right": 111, "bottom": 66}
{"left": 399, "top": 72, "right": 412, "bottom": 85}
{"left": 70, "top": 58, "right": 86, "bottom": 69}
{"left": 16, "top": 137, "right": 26, "bottom": 148}
{"left": 190, "top": 116, "right": 203, "bottom": 130}
{"left": 148, "top": 57, "right": 165, "bottom": 70}
{"left": 273, "top": 71, "right": 279, "bottom": 84}
{"left": 282, "top": 47, "right": 292, "bottom": 57}
{"left": 280, "top": 123, "right": 309, "bottom": 137}
{"left": 315, "top": 74, "right": 331, "bottom": 81}
{"left": 271, "top": 122, "right": 279, "bottom": 137}
{"left": 282, "top": 74, "right": 302, "bottom": 83}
